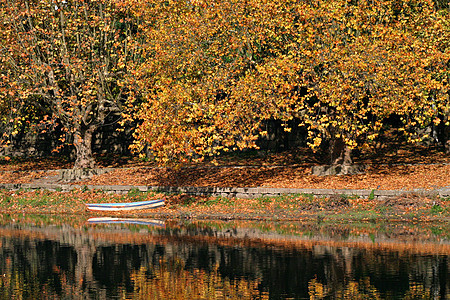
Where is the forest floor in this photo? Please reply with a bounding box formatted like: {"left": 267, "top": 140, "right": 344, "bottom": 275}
{"left": 0, "top": 146, "right": 448, "bottom": 190}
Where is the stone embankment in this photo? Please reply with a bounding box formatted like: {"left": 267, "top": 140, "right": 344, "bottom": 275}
{"left": 1, "top": 180, "right": 449, "bottom": 200}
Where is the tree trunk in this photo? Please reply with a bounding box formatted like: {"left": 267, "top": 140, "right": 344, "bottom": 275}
{"left": 330, "top": 137, "right": 353, "bottom": 165}
{"left": 438, "top": 123, "right": 450, "bottom": 154}
{"left": 73, "top": 126, "right": 96, "bottom": 169}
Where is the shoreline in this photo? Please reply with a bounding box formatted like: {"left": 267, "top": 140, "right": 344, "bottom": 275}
{"left": 0, "top": 187, "right": 448, "bottom": 224}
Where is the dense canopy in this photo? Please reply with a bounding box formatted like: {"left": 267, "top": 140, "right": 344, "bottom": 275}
{"left": 1, "top": 0, "right": 449, "bottom": 167}
{"left": 129, "top": 0, "right": 449, "bottom": 164}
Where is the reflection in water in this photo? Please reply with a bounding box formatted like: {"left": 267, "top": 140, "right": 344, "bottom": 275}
{"left": 87, "top": 217, "right": 165, "bottom": 227}
{"left": 0, "top": 218, "right": 448, "bottom": 299}
{"left": 130, "top": 262, "right": 267, "bottom": 299}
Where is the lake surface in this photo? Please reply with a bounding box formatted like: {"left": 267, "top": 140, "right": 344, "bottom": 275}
{"left": 0, "top": 215, "right": 448, "bottom": 299}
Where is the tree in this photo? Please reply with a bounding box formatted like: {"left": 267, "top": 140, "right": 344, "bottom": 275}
{"left": 128, "top": 0, "right": 305, "bottom": 164}
{"left": 0, "top": 0, "right": 141, "bottom": 168}
{"left": 131, "top": 0, "right": 449, "bottom": 165}
{"left": 286, "top": 0, "right": 450, "bottom": 163}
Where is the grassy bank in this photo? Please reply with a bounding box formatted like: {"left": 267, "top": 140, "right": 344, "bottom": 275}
{"left": 0, "top": 188, "right": 448, "bottom": 223}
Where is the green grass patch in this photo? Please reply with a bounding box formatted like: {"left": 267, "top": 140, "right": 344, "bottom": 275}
{"left": 430, "top": 226, "right": 444, "bottom": 236}
{"left": 201, "top": 196, "right": 234, "bottom": 207}
{"left": 430, "top": 204, "right": 445, "bottom": 214}
{"left": 252, "top": 194, "right": 298, "bottom": 209}
{"left": 0, "top": 195, "right": 13, "bottom": 207}
{"left": 339, "top": 194, "right": 360, "bottom": 200}
{"left": 301, "top": 193, "right": 315, "bottom": 202}
{"left": 330, "top": 209, "right": 382, "bottom": 222}
{"left": 17, "top": 196, "right": 49, "bottom": 207}
{"left": 257, "top": 196, "right": 272, "bottom": 205}
{"left": 125, "top": 189, "right": 159, "bottom": 202}
{"left": 374, "top": 204, "right": 392, "bottom": 214}
{"left": 127, "top": 187, "right": 143, "bottom": 197}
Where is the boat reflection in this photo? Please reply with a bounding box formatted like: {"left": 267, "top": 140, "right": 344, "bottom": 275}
{"left": 87, "top": 217, "right": 165, "bottom": 227}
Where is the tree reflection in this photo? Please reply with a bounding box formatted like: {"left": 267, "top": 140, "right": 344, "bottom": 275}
{"left": 308, "top": 278, "right": 444, "bottom": 299}
{"left": 0, "top": 220, "right": 448, "bottom": 299}
{"left": 129, "top": 259, "right": 268, "bottom": 299}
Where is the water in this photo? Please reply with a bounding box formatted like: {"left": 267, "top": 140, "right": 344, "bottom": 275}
{"left": 0, "top": 215, "right": 448, "bottom": 299}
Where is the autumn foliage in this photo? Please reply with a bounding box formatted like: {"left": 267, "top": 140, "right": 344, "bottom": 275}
{"left": 1, "top": 0, "right": 449, "bottom": 166}
{"left": 0, "top": 0, "right": 141, "bottom": 168}
{"left": 126, "top": 0, "right": 449, "bottom": 164}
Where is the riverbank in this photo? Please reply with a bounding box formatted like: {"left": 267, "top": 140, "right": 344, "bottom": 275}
{"left": 0, "top": 187, "right": 448, "bottom": 224}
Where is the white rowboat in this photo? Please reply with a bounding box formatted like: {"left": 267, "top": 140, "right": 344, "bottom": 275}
{"left": 85, "top": 199, "right": 164, "bottom": 211}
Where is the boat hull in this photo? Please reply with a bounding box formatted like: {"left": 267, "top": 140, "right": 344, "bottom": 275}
{"left": 86, "top": 199, "right": 164, "bottom": 211}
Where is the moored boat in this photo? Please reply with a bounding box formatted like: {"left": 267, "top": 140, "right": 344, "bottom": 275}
{"left": 85, "top": 198, "right": 164, "bottom": 211}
